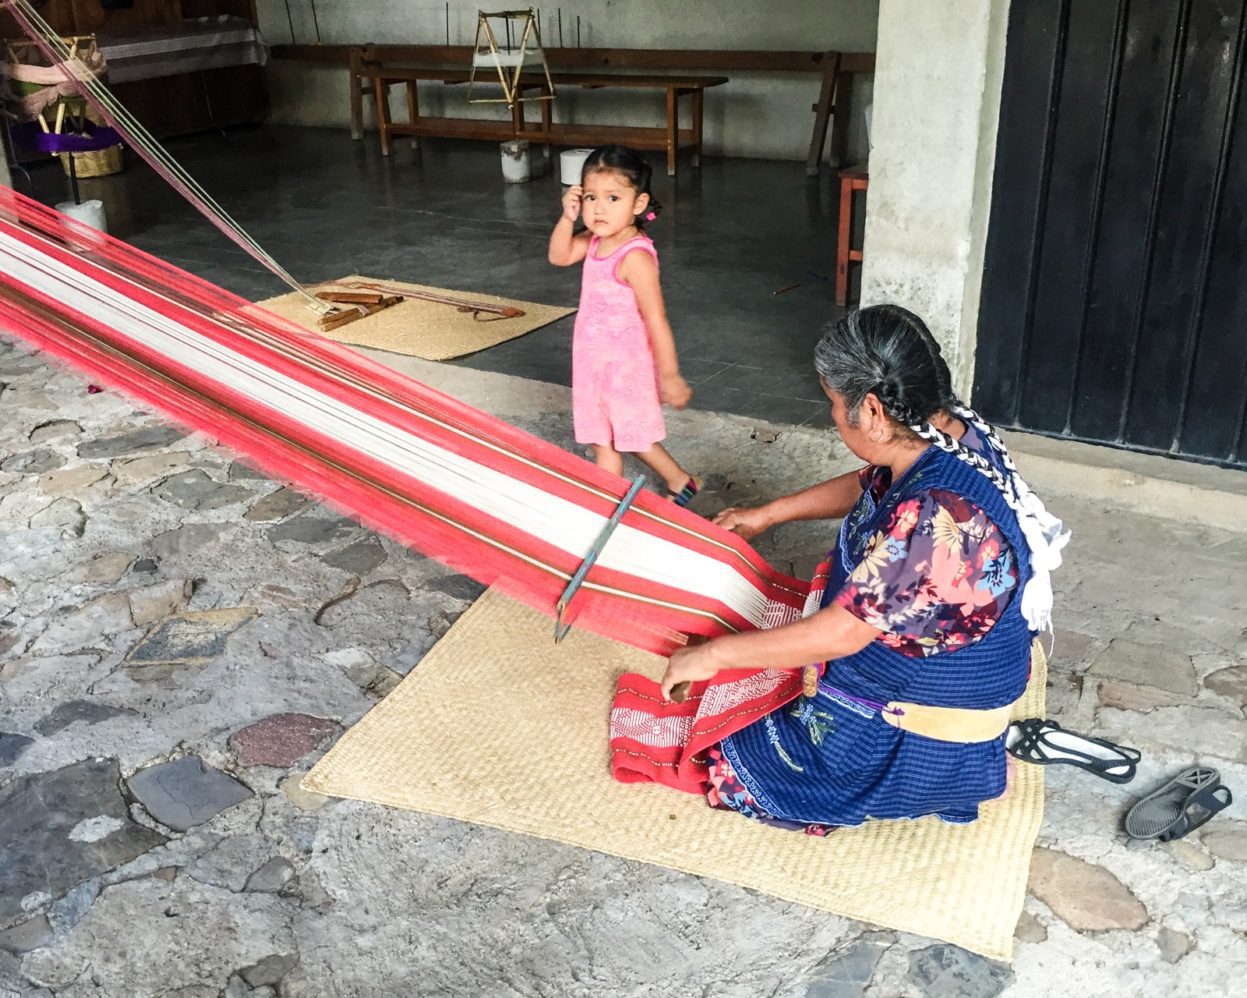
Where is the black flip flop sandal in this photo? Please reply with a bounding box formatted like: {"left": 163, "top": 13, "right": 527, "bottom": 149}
{"left": 1005, "top": 718, "right": 1141, "bottom": 784}
{"left": 1124, "top": 766, "right": 1233, "bottom": 842}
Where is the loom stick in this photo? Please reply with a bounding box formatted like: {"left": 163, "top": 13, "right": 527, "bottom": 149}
{"left": 555, "top": 475, "right": 647, "bottom": 642}
{"left": 307, "top": 279, "right": 525, "bottom": 320}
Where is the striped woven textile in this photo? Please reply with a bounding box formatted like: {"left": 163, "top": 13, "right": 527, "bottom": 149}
{"left": 609, "top": 561, "right": 831, "bottom": 789}
{"left": 98, "top": 15, "right": 268, "bottom": 85}
{"left": 0, "top": 189, "right": 809, "bottom": 656}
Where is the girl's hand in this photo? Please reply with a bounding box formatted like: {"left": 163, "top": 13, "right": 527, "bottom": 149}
{"left": 660, "top": 372, "right": 692, "bottom": 409}
{"left": 661, "top": 642, "right": 721, "bottom": 701}
{"left": 713, "top": 505, "right": 773, "bottom": 541}
{"left": 561, "top": 185, "right": 583, "bottom": 222}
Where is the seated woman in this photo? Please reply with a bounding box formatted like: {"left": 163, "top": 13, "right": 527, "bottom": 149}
{"left": 650, "top": 304, "right": 1068, "bottom": 832}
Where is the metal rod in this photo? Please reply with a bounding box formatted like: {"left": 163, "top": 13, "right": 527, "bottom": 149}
{"left": 446, "top": 2, "right": 450, "bottom": 45}
{"left": 558, "top": 8, "right": 563, "bottom": 47}
{"left": 577, "top": 14, "right": 581, "bottom": 47}
{"left": 283, "top": 0, "right": 295, "bottom": 45}
{"left": 554, "top": 475, "right": 647, "bottom": 642}
{"left": 309, "top": 0, "right": 321, "bottom": 45}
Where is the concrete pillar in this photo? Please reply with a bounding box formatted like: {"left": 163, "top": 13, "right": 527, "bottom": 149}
{"left": 859, "top": 0, "right": 1010, "bottom": 398}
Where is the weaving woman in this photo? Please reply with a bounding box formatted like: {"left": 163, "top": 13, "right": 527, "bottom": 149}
{"left": 614, "top": 305, "right": 1068, "bottom": 832}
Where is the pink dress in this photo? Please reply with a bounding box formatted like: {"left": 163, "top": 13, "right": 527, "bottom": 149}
{"left": 572, "top": 235, "right": 666, "bottom": 452}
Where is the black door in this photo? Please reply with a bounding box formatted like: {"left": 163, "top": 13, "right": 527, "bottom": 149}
{"left": 974, "top": 0, "right": 1247, "bottom": 468}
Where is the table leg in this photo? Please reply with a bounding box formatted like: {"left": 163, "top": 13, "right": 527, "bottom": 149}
{"left": 666, "top": 87, "right": 678, "bottom": 176}
{"left": 373, "top": 76, "right": 391, "bottom": 157}
{"left": 828, "top": 70, "right": 854, "bottom": 169}
{"left": 541, "top": 84, "right": 553, "bottom": 157}
{"left": 349, "top": 47, "right": 363, "bottom": 140}
{"left": 806, "top": 52, "right": 842, "bottom": 177}
{"left": 512, "top": 95, "right": 525, "bottom": 140}
{"left": 692, "top": 88, "right": 704, "bottom": 168}
{"left": 406, "top": 81, "right": 420, "bottom": 150}
{"left": 836, "top": 173, "right": 853, "bottom": 307}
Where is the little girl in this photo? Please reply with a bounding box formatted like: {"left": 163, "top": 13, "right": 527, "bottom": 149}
{"left": 547, "top": 144, "right": 699, "bottom": 506}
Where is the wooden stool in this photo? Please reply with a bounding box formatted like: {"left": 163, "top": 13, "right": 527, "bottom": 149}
{"left": 836, "top": 166, "right": 869, "bottom": 306}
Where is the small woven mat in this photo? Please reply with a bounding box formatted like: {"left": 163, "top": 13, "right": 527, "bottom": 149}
{"left": 304, "top": 589, "right": 1046, "bottom": 962}
{"left": 257, "top": 276, "right": 573, "bottom": 361}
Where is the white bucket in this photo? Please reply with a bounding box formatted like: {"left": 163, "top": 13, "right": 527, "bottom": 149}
{"left": 56, "top": 199, "right": 108, "bottom": 234}
{"left": 560, "top": 147, "right": 594, "bottom": 186}
{"left": 500, "top": 140, "right": 532, "bottom": 184}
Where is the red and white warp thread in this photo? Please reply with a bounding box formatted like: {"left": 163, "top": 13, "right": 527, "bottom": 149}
{"left": 0, "top": 189, "right": 809, "bottom": 656}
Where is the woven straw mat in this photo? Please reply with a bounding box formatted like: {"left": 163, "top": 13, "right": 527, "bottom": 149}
{"left": 304, "top": 588, "right": 1046, "bottom": 962}
{"left": 257, "top": 276, "right": 573, "bottom": 361}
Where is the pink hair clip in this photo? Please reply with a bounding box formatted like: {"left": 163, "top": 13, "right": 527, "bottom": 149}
{"left": 644, "top": 211, "right": 656, "bottom": 221}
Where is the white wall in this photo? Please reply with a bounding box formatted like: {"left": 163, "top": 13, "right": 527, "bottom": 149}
{"left": 255, "top": 0, "right": 878, "bottom": 162}
{"left": 859, "top": 0, "right": 1009, "bottom": 397}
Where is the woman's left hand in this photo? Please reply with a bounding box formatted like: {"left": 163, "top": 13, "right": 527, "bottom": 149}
{"left": 661, "top": 642, "right": 721, "bottom": 701}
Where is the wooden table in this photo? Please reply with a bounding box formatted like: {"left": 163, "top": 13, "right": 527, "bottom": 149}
{"left": 367, "top": 68, "right": 726, "bottom": 175}
{"left": 279, "top": 45, "right": 874, "bottom": 173}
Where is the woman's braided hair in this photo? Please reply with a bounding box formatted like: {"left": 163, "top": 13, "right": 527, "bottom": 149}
{"left": 813, "top": 305, "right": 1054, "bottom": 569}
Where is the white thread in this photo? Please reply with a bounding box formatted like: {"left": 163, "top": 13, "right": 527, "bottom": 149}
{"left": 0, "top": 227, "right": 771, "bottom": 626}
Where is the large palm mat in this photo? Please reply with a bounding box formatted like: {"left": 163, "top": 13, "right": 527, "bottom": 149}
{"left": 259, "top": 276, "right": 574, "bottom": 360}
{"left": 304, "top": 589, "right": 1046, "bottom": 962}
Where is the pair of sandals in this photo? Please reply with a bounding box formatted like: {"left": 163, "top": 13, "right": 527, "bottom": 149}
{"left": 1006, "top": 718, "right": 1234, "bottom": 843}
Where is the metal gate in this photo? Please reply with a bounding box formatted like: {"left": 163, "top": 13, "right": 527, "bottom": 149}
{"left": 973, "top": 0, "right": 1247, "bottom": 468}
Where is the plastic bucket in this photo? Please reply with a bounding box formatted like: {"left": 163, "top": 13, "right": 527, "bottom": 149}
{"left": 500, "top": 140, "right": 532, "bottom": 184}
{"left": 560, "top": 147, "right": 594, "bottom": 186}
{"left": 55, "top": 198, "right": 108, "bottom": 233}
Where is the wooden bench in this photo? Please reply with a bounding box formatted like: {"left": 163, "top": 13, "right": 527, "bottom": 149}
{"left": 273, "top": 45, "right": 875, "bottom": 174}
{"left": 366, "top": 66, "right": 725, "bottom": 175}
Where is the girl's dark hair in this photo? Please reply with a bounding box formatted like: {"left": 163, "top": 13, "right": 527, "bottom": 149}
{"left": 813, "top": 304, "right": 957, "bottom": 429}
{"left": 581, "top": 144, "right": 663, "bottom": 228}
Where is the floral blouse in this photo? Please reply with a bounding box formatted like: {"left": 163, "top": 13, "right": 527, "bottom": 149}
{"left": 832, "top": 459, "right": 1019, "bottom": 657}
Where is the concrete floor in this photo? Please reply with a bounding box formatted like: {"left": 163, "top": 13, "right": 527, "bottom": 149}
{"left": 14, "top": 125, "right": 850, "bottom": 427}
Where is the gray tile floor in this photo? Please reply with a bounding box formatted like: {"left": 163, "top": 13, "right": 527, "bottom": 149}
{"left": 15, "top": 125, "right": 853, "bottom": 427}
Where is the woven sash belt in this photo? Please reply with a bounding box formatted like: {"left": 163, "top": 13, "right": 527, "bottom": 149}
{"left": 881, "top": 701, "right": 1015, "bottom": 744}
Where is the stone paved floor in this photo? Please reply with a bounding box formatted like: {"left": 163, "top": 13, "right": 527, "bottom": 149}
{"left": 2, "top": 333, "right": 1247, "bottom": 997}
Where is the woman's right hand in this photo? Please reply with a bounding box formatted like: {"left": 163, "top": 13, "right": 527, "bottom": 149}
{"left": 713, "top": 504, "right": 774, "bottom": 541}
{"left": 561, "top": 185, "right": 583, "bottom": 222}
